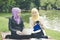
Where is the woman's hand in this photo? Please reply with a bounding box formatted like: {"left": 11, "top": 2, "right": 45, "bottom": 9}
{"left": 16, "top": 31, "right": 22, "bottom": 35}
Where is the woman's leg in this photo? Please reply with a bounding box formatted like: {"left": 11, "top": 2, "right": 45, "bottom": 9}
{"left": 11, "top": 31, "right": 17, "bottom": 35}
{"left": 31, "top": 30, "right": 44, "bottom": 38}
{"left": 37, "top": 30, "right": 48, "bottom": 38}
{"left": 11, "top": 31, "right": 18, "bottom": 38}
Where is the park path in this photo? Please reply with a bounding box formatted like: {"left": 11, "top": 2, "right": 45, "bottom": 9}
{"left": 43, "top": 16, "right": 60, "bottom": 32}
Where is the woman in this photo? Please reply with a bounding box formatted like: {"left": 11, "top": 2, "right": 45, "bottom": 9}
{"left": 29, "top": 8, "right": 48, "bottom": 38}
{"left": 9, "top": 7, "right": 24, "bottom": 37}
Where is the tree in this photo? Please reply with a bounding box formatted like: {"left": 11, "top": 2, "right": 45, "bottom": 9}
{"left": 15, "top": 0, "right": 31, "bottom": 10}
{"left": 33, "top": 0, "right": 40, "bottom": 10}
{"left": 0, "top": 0, "right": 16, "bottom": 12}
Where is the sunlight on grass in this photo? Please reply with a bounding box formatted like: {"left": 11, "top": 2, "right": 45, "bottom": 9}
{"left": 24, "top": 22, "right": 29, "bottom": 28}
{"left": 0, "top": 17, "right": 9, "bottom": 32}
{"left": 46, "top": 29, "right": 60, "bottom": 40}
{"left": 0, "top": 17, "right": 9, "bottom": 40}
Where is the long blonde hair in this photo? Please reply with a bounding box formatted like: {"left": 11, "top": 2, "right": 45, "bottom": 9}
{"left": 31, "top": 8, "right": 40, "bottom": 22}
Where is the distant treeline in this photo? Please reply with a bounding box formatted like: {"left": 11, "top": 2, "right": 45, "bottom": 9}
{"left": 0, "top": 0, "right": 60, "bottom": 12}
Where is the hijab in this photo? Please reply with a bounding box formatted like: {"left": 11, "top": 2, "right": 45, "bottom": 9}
{"left": 31, "top": 8, "right": 40, "bottom": 22}
{"left": 12, "top": 7, "right": 21, "bottom": 24}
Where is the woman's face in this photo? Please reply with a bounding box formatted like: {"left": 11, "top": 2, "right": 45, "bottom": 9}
{"left": 18, "top": 12, "right": 21, "bottom": 16}
{"left": 32, "top": 11, "right": 38, "bottom": 16}
{"left": 16, "top": 12, "right": 21, "bottom": 17}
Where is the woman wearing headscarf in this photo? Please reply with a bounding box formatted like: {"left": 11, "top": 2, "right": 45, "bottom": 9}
{"left": 29, "top": 8, "right": 48, "bottom": 38}
{"left": 9, "top": 7, "right": 24, "bottom": 37}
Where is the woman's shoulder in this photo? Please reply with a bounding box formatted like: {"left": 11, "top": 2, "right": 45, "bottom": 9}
{"left": 39, "top": 16, "right": 45, "bottom": 23}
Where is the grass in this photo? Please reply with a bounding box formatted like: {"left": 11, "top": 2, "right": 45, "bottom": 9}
{"left": 0, "top": 17, "right": 9, "bottom": 32}
{"left": 0, "top": 10, "right": 60, "bottom": 40}
{"left": 39, "top": 10, "right": 60, "bottom": 20}
{"left": 46, "top": 29, "right": 60, "bottom": 40}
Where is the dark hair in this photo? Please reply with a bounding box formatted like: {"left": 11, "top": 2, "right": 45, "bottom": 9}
{"left": 36, "top": 21, "right": 39, "bottom": 23}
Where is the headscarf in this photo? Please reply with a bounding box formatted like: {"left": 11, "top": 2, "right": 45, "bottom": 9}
{"left": 12, "top": 7, "right": 21, "bottom": 24}
{"left": 31, "top": 8, "right": 40, "bottom": 22}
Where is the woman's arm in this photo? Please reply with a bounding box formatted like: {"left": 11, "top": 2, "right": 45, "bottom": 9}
{"left": 39, "top": 17, "right": 47, "bottom": 35}
{"left": 9, "top": 18, "right": 17, "bottom": 31}
{"left": 20, "top": 18, "right": 24, "bottom": 31}
{"left": 29, "top": 17, "right": 35, "bottom": 33}
{"left": 29, "top": 17, "right": 34, "bottom": 28}
{"left": 39, "top": 17, "right": 45, "bottom": 29}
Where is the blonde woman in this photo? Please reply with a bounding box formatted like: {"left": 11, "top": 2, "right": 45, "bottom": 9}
{"left": 29, "top": 8, "right": 48, "bottom": 38}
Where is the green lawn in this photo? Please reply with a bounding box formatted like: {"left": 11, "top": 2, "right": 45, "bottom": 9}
{"left": 0, "top": 10, "right": 60, "bottom": 40}
{"left": 46, "top": 29, "right": 60, "bottom": 40}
